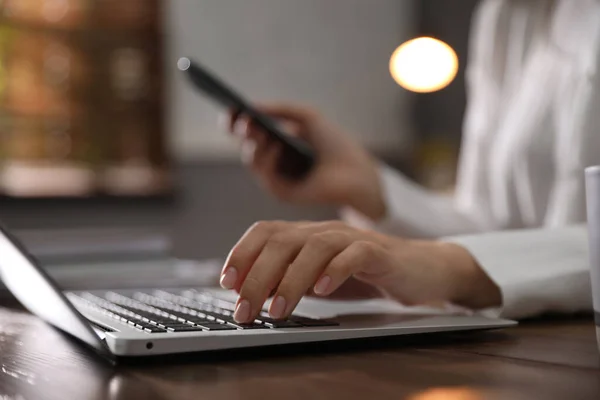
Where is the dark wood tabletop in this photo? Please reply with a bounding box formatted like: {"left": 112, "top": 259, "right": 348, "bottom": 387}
{"left": 0, "top": 301, "right": 598, "bottom": 400}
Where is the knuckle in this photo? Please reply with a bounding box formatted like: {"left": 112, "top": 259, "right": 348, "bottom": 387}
{"left": 328, "top": 241, "right": 379, "bottom": 276}
{"left": 250, "top": 220, "right": 271, "bottom": 232}
{"left": 328, "top": 220, "right": 348, "bottom": 230}
{"left": 308, "top": 231, "right": 345, "bottom": 251}
{"left": 352, "top": 240, "right": 379, "bottom": 258}
{"left": 250, "top": 220, "right": 284, "bottom": 234}
{"left": 266, "top": 231, "right": 296, "bottom": 248}
{"left": 313, "top": 220, "right": 347, "bottom": 231}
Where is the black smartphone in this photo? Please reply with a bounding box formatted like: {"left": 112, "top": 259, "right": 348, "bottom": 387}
{"left": 178, "top": 57, "right": 316, "bottom": 181}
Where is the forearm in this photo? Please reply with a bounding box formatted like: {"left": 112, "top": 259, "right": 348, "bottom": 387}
{"left": 342, "top": 164, "right": 491, "bottom": 238}
{"left": 436, "top": 242, "right": 502, "bottom": 310}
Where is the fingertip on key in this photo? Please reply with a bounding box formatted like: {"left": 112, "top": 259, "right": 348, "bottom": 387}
{"left": 269, "top": 296, "right": 287, "bottom": 319}
{"left": 234, "top": 299, "right": 251, "bottom": 323}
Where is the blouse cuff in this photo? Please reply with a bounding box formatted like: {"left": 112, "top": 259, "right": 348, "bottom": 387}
{"left": 443, "top": 226, "right": 591, "bottom": 320}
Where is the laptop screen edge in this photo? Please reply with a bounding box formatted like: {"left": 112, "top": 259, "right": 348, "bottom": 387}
{"left": 0, "top": 223, "right": 115, "bottom": 362}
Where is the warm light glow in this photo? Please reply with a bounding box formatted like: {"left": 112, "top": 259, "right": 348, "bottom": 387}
{"left": 407, "top": 387, "right": 485, "bottom": 400}
{"left": 390, "top": 37, "right": 458, "bottom": 93}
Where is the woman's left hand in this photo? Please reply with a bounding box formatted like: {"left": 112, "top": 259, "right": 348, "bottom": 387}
{"left": 220, "top": 221, "right": 501, "bottom": 323}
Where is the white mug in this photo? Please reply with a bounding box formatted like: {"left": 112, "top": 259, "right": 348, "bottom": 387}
{"left": 585, "top": 166, "right": 600, "bottom": 348}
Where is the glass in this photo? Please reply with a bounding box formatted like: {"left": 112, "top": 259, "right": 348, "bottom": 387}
{"left": 585, "top": 166, "right": 600, "bottom": 352}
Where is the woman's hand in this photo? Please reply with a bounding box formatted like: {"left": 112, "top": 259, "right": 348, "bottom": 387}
{"left": 225, "top": 103, "right": 386, "bottom": 220}
{"left": 220, "top": 220, "right": 501, "bottom": 323}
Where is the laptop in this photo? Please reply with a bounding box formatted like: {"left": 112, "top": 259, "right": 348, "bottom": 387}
{"left": 0, "top": 223, "right": 516, "bottom": 361}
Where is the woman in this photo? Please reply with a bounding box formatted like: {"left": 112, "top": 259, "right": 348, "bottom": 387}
{"left": 220, "top": 0, "right": 600, "bottom": 324}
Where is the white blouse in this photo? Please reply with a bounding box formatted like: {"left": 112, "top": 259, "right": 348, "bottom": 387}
{"left": 344, "top": 0, "right": 600, "bottom": 319}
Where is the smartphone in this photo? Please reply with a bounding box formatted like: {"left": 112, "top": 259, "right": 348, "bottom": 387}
{"left": 178, "top": 57, "right": 316, "bottom": 181}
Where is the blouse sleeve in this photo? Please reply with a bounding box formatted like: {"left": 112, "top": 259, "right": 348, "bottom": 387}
{"left": 341, "top": 165, "right": 493, "bottom": 238}
{"left": 545, "top": 11, "right": 600, "bottom": 226}
{"left": 445, "top": 225, "right": 592, "bottom": 320}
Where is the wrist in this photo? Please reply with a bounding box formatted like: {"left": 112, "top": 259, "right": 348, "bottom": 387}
{"left": 442, "top": 243, "right": 502, "bottom": 310}
{"left": 348, "top": 189, "right": 386, "bottom": 221}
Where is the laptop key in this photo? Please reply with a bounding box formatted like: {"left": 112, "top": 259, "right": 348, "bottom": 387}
{"left": 166, "top": 326, "right": 206, "bottom": 332}
{"left": 258, "top": 318, "right": 303, "bottom": 328}
{"left": 162, "top": 300, "right": 232, "bottom": 321}
{"left": 137, "top": 322, "right": 169, "bottom": 332}
{"left": 211, "top": 314, "right": 244, "bottom": 325}
{"left": 185, "top": 308, "right": 227, "bottom": 321}
{"left": 290, "top": 316, "right": 339, "bottom": 327}
{"left": 163, "top": 323, "right": 195, "bottom": 329}
{"left": 147, "top": 305, "right": 196, "bottom": 322}
{"left": 116, "top": 304, "right": 174, "bottom": 323}
{"left": 195, "top": 323, "right": 237, "bottom": 331}
{"left": 144, "top": 326, "right": 168, "bottom": 333}
{"left": 226, "top": 322, "right": 270, "bottom": 330}
{"left": 258, "top": 311, "right": 337, "bottom": 326}
{"left": 188, "top": 318, "right": 219, "bottom": 326}
{"left": 200, "top": 312, "right": 272, "bottom": 329}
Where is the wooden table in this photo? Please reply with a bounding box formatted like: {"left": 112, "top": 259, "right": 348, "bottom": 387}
{"left": 0, "top": 303, "right": 598, "bottom": 400}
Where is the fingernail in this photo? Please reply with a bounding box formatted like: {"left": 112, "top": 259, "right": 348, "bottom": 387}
{"left": 270, "top": 296, "right": 287, "bottom": 319}
{"left": 234, "top": 299, "right": 251, "bottom": 323}
{"left": 220, "top": 267, "right": 238, "bottom": 290}
{"left": 314, "top": 276, "right": 332, "bottom": 295}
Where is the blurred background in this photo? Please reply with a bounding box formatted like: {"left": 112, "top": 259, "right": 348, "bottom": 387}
{"left": 0, "top": 0, "right": 478, "bottom": 283}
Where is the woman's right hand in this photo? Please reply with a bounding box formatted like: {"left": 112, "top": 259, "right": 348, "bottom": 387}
{"left": 225, "top": 103, "right": 387, "bottom": 220}
{"left": 220, "top": 220, "right": 502, "bottom": 323}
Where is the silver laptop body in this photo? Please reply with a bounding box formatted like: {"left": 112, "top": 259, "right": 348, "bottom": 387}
{"left": 0, "top": 224, "right": 516, "bottom": 360}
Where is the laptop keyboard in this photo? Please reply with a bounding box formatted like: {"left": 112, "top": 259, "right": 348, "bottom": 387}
{"left": 68, "top": 290, "right": 338, "bottom": 334}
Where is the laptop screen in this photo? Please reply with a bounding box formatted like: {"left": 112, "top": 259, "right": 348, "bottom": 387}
{"left": 0, "top": 224, "right": 112, "bottom": 359}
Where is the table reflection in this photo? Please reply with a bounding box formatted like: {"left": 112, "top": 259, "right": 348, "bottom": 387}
{"left": 406, "top": 387, "right": 526, "bottom": 400}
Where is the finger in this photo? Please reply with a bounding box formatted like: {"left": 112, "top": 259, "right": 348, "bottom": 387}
{"left": 235, "top": 229, "right": 307, "bottom": 323}
{"left": 281, "top": 120, "right": 302, "bottom": 138}
{"left": 221, "top": 108, "right": 242, "bottom": 133}
{"left": 299, "top": 220, "right": 350, "bottom": 232}
{"left": 232, "top": 114, "right": 269, "bottom": 140}
{"left": 240, "top": 137, "right": 256, "bottom": 166}
{"left": 236, "top": 115, "right": 281, "bottom": 143}
{"left": 232, "top": 115, "right": 253, "bottom": 138}
{"left": 253, "top": 142, "right": 285, "bottom": 183}
{"left": 313, "top": 241, "right": 388, "bottom": 297}
{"left": 240, "top": 131, "right": 271, "bottom": 168}
{"left": 221, "top": 221, "right": 288, "bottom": 291}
{"left": 269, "top": 231, "right": 351, "bottom": 319}
{"left": 249, "top": 133, "right": 276, "bottom": 172}
{"left": 255, "top": 103, "right": 315, "bottom": 123}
